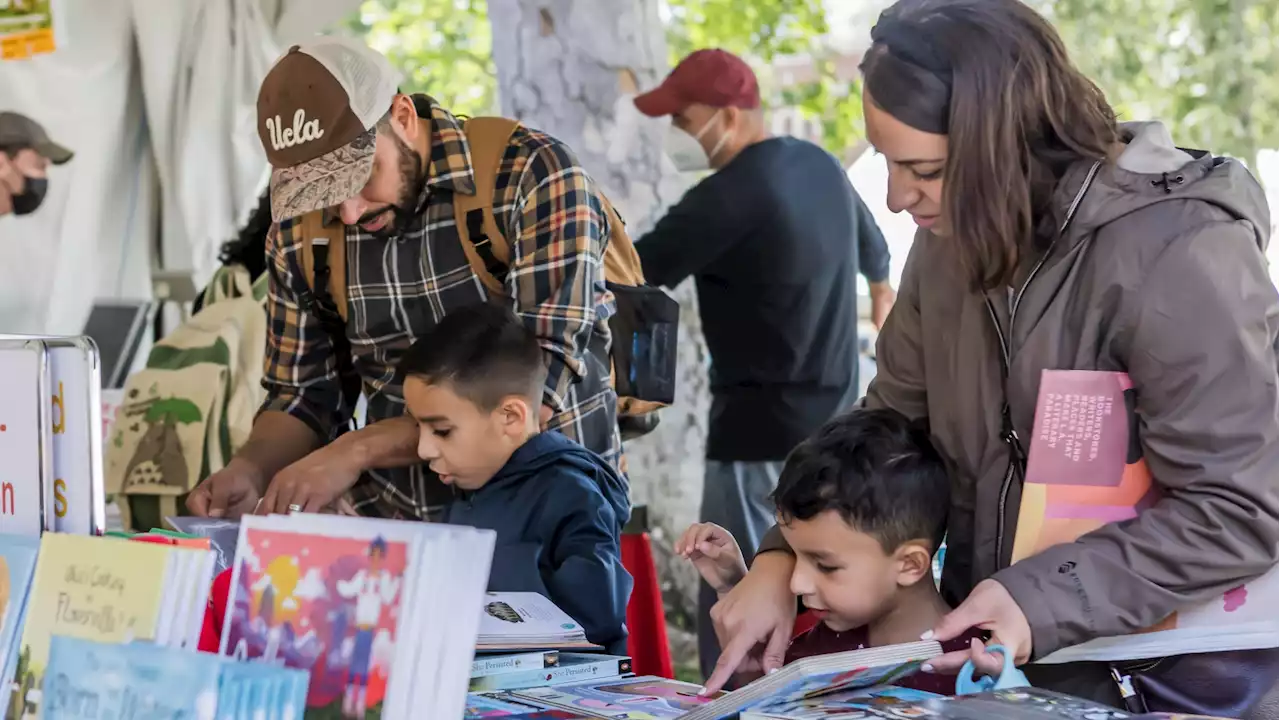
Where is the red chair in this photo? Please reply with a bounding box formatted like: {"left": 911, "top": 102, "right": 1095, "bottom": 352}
{"left": 621, "top": 506, "right": 673, "bottom": 678}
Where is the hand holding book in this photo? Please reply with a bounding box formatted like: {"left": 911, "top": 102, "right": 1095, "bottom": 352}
{"left": 921, "top": 579, "right": 1032, "bottom": 675}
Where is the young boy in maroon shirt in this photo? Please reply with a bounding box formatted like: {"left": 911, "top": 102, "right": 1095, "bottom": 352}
{"left": 677, "top": 409, "right": 995, "bottom": 695}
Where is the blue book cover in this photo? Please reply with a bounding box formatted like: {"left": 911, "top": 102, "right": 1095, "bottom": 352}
{"left": 470, "top": 654, "right": 632, "bottom": 692}
{"left": 0, "top": 534, "right": 41, "bottom": 710}
{"left": 41, "top": 636, "right": 222, "bottom": 719}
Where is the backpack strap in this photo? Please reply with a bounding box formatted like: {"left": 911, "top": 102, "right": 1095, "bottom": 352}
{"left": 295, "top": 210, "right": 361, "bottom": 428}
{"left": 455, "top": 117, "right": 521, "bottom": 296}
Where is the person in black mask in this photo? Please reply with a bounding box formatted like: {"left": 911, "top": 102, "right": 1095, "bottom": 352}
{"left": 0, "top": 111, "right": 74, "bottom": 217}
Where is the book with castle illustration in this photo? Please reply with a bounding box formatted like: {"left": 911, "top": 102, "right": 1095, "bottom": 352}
{"left": 5, "top": 532, "right": 215, "bottom": 719}
{"left": 1012, "top": 370, "right": 1279, "bottom": 663}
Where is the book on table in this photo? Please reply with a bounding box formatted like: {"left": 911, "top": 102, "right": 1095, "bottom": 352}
{"left": 470, "top": 653, "right": 632, "bottom": 692}
{"left": 6, "top": 532, "right": 215, "bottom": 719}
{"left": 508, "top": 641, "right": 941, "bottom": 720}
{"left": 218, "top": 513, "right": 495, "bottom": 720}
{"left": 476, "top": 591, "right": 601, "bottom": 653}
{"left": 743, "top": 686, "right": 1181, "bottom": 719}
{"left": 1012, "top": 369, "right": 1279, "bottom": 664}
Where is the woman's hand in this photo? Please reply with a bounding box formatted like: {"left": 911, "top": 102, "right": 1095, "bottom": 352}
{"left": 675, "top": 522, "right": 748, "bottom": 595}
{"left": 701, "top": 550, "right": 798, "bottom": 695}
{"left": 920, "top": 579, "right": 1032, "bottom": 674}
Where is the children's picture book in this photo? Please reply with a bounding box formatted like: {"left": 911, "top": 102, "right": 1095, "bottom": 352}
{"left": 1013, "top": 370, "right": 1280, "bottom": 663}
{"left": 478, "top": 592, "right": 595, "bottom": 652}
{"left": 41, "top": 635, "right": 222, "bottom": 720}
{"left": 513, "top": 676, "right": 720, "bottom": 719}
{"left": 220, "top": 519, "right": 409, "bottom": 719}
{"left": 7, "top": 533, "right": 213, "bottom": 719}
{"left": 219, "top": 513, "right": 497, "bottom": 720}
{"left": 741, "top": 685, "right": 941, "bottom": 719}
{"left": 0, "top": 536, "right": 40, "bottom": 709}
{"left": 465, "top": 692, "right": 596, "bottom": 718}
{"left": 470, "top": 653, "right": 632, "bottom": 692}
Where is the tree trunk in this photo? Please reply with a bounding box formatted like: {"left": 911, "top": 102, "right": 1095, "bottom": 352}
{"left": 488, "top": 0, "right": 710, "bottom": 643}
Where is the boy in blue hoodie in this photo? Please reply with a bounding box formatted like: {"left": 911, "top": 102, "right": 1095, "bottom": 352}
{"left": 397, "top": 303, "right": 632, "bottom": 654}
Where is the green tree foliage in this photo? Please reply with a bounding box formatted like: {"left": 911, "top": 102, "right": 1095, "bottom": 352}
{"left": 1038, "top": 0, "right": 1278, "bottom": 167}
{"left": 664, "top": 0, "right": 865, "bottom": 158}
{"left": 344, "top": 0, "right": 862, "bottom": 157}
{"left": 345, "top": 0, "right": 497, "bottom": 118}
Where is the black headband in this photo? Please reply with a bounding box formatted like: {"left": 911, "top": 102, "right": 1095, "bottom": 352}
{"left": 866, "top": 15, "right": 954, "bottom": 134}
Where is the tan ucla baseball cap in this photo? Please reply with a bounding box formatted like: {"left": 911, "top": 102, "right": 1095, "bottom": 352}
{"left": 257, "top": 36, "right": 402, "bottom": 222}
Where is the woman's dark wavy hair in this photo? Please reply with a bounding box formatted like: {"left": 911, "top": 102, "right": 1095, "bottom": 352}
{"left": 860, "top": 0, "right": 1119, "bottom": 291}
{"left": 217, "top": 189, "right": 273, "bottom": 280}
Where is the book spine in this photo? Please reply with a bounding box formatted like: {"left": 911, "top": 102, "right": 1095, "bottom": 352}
{"left": 471, "top": 658, "right": 630, "bottom": 692}
{"left": 469, "top": 651, "right": 555, "bottom": 678}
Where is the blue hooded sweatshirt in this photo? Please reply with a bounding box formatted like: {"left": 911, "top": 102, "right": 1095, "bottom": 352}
{"left": 440, "top": 431, "right": 633, "bottom": 654}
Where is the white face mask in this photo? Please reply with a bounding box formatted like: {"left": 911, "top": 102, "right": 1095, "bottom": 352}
{"left": 664, "top": 111, "right": 731, "bottom": 172}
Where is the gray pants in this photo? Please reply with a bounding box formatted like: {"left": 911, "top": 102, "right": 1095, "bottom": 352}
{"left": 697, "top": 459, "right": 785, "bottom": 681}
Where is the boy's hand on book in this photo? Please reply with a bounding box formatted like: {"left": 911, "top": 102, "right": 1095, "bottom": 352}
{"left": 920, "top": 579, "right": 1032, "bottom": 674}
{"left": 676, "top": 523, "right": 748, "bottom": 594}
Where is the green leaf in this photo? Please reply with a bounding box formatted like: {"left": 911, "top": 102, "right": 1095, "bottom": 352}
{"left": 143, "top": 398, "right": 204, "bottom": 426}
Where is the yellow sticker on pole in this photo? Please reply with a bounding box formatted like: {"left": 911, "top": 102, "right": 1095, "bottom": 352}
{"left": 0, "top": 0, "right": 57, "bottom": 61}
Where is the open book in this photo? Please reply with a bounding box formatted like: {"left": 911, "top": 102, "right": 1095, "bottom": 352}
{"left": 512, "top": 641, "right": 941, "bottom": 719}
{"left": 1013, "top": 370, "right": 1279, "bottom": 663}
{"left": 745, "top": 686, "right": 1176, "bottom": 719}
{"left": 477, "top": 592, "right": 600, "bottom": 652}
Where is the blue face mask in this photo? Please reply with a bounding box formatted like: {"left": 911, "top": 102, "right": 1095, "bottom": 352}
{"left": 12, "top": 176, "right": 48, "bottom": 215}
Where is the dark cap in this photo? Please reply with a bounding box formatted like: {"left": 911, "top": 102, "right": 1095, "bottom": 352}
{"left": 0, "top": 112, "right": 73, "bottom": 164}
{"left": 256, "top": 36, "right": 401, "bottom": 222}
{"left": 634, "top": 49, "right": 761, "bottom": 117}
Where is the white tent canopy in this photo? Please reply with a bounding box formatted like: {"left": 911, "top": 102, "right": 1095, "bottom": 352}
{"left": 0, "top": 0, "right": 361, "bottom": 335}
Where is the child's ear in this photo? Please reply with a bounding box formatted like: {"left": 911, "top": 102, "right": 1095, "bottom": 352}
{"left": 497, "top": 395, "right": 531, "bottom": 432}
{"left": 893, "top": 540, "right": 934, "bottom": 587}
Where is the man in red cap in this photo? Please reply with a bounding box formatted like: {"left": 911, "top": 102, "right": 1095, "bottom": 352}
{"left": 633, "top": 49, "right": 895, "bottom": 681}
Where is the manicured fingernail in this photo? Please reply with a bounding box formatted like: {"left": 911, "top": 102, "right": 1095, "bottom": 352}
{"left": 920, "top": 630, "right": 935, "bottom": 640}
{"left": 921, "top": 663, "right": 934, "bottom": 673}
{"left": 696, "top": 687, "right": 707, "bottom": 695}
{"left": 768, "top": 668, "right": 780, "bottom": 675}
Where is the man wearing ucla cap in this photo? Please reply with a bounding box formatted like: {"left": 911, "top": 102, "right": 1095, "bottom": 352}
{"left": 633, "top": 49, "right": 895, "bottom": 680}
{"left": 0, "top": 111, "right": 73, "bottom": 217}
{"left": 188, "top": 36, "right": 622, "bottom": 524}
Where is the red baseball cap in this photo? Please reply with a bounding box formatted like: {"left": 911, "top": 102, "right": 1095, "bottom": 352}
{"left": 634, "top": 49, "right": 761, "bottom": 117}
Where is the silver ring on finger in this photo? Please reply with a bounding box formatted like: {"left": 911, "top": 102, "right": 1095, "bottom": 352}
{"left": 287, "top": 504, "right": 303, "bottom": 513}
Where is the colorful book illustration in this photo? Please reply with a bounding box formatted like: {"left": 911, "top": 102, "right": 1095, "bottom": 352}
{"left": 219, "top": 513, "right": 496, "bottom": 720}
{"left": 478, "top": 592, "right": 596, "bottom": 652}
{"left": 470, "top": 653, "right": 632, "bottom": 692}
{"left": 0, "top": 536, "right": 40, "bottom": 710}
{"left": 1013, "top": 370, "right": 1280, "bottom": 663}
{"left": 741, "top": 685, "right": 941, "bottom": 719}
{"left": 465, "top": 693, "right": 591, "bottom": 719}
{"left": 6, "top": 533, "right": 213, "bottom": 719}
{"left": 472, "top": 650, "right": 560, "bottom": 679}
{"left": 744, "top": 686, "right": 1151, "bottom": 719}
{"left": 513, "top": 676, "right": 719, "bottom": 719}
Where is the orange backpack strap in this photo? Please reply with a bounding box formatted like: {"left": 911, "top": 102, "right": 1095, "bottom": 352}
{"left": 456, "top": 117, "right": 521, "bottom": 297}
{"left": 296, "top": 209, "right": 349, "bottom": 322}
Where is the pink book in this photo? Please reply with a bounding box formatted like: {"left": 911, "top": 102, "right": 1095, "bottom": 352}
{"left": 1012, "top": 370, "right": 1277, "bottom": 663}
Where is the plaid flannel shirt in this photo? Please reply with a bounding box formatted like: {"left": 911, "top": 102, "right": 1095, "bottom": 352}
{"left": 260, "top": 96, "right": 623, "bottom": 520}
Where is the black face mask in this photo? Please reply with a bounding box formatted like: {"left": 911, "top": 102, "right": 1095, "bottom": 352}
{"left": 11, "top": 176, "right": 48, "bottom": 216}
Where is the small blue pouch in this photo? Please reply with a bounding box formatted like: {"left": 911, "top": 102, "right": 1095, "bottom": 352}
{"left": 954, "top": 643, "right": 1031, "bottom": 695}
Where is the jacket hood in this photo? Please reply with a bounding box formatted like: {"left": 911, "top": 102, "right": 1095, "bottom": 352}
{"left": 1056, "top": 121, "right": 1271, "bottom": 254}
{"left": 477, "top": 431, "right": 630, "bottom": 522}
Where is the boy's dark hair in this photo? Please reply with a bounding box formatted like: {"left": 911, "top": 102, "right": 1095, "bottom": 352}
{"left": 772, "top": 408, "right": 949, "bottom": 553}
{"left": 397, "top": 303, "right": 545, "bottom": 411}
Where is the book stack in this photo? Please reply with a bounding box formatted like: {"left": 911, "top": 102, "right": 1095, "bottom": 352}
{"left": 477, "top": 592, "right": 599, "bottom": 653}
{"left": 8, "top": 532, "right": 215, "bottom": 718}
{"left": 42, "top": 635, "right": 310, "bottom": 720}
{"left": 470, "top": 653, "right": 632, "bottom": 692}
{"left": 219, "top": 513, "right": 496, "bottom": 719}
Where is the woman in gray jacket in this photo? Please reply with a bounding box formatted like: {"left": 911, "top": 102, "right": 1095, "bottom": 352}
{"left": 702, "top": 0, "right": 1278, "bottom": 713}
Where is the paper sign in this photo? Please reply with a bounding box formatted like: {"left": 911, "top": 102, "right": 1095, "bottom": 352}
{"left": 46, "top": 339, "right": 106, "bottom": 535}
{"left": 0, "top": 0, "right": 57, "bottom": 60}
{"left": 0, "top": 340, "right": 51, "bottom": 536}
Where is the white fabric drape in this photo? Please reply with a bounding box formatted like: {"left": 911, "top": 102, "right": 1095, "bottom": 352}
{"left": 0, "top": 0, "right": 360, "bottom": 335}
